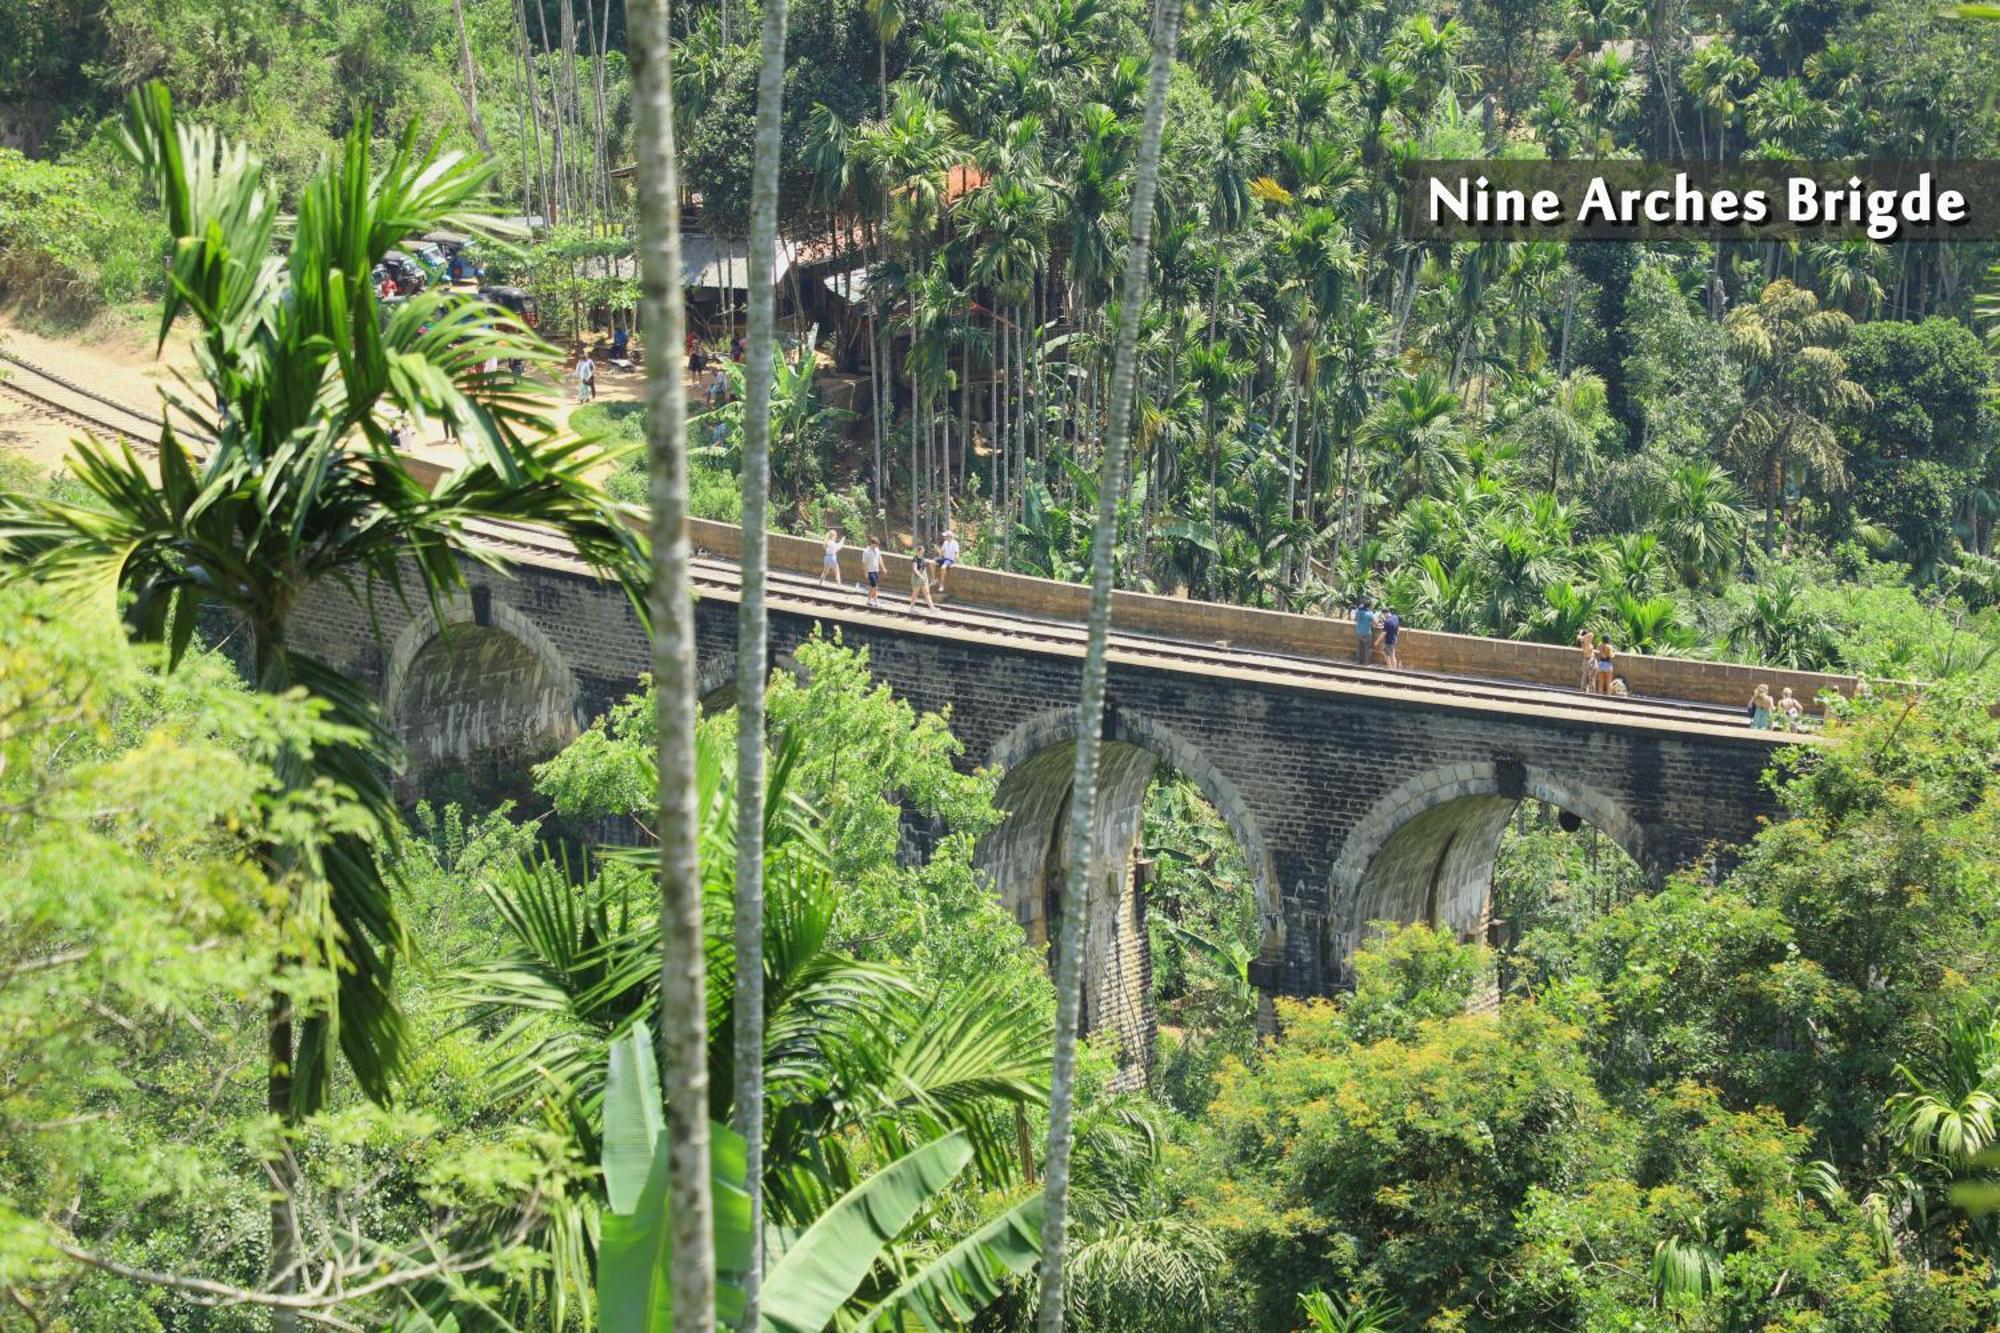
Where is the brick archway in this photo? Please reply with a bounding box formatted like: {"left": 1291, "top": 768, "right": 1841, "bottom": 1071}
{"left": 986, "top": 705, "right": 1283, "bottom": 949}
{"left": 1326, "top": 761, "right": 1650, "bottom": 983}
{"left": 979, "top": 706, "right": 1287, "bottom": 1076}
{"left": 382, "top": 591, "right": 580, "bottom": 770}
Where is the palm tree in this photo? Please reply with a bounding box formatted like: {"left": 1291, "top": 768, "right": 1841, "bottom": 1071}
{"left": 1888, "top": 1007, "right": 2000, "bottom": 1175}
{"left": 732, "top": 0, "right": 794, "bottom": 1314}
{"left": 0, "top": 87, "right": 640, "bottom": 1324}
{"left": 1722, "top": 279, "right": 1870, "bottom": 552}
{"left": 1386, "top": 14, "right": 1481, "bottom": 107}
{"left": 1368, "top": 370, "right": 1461, "bottom": 507}
{"left": 1300, "top": 1287, "right": 1406, "bottom": 1331}
{"left": 1660, "top": 461, "right": 1747, "bottom": 589}
{"left": 460, "top": 728, "right": 1050, "bottom": 1324}
{"left": 864, "top": 0, "right": 905, "bottom": 117}
{"left": 1037, "top": 0, "right": 1183, "bottom": 1326}
{"left": 1807, "top": 239, "right": 1888, "bottom": 318}
{"left": 1681, "top": 43, "right": 1758, "bottom": 160}
{"left": 629, "top": 0, "right": 715, "bottom": 1323}
{"left": 1724, "top": 569, "right": 1838, "bottom": 669}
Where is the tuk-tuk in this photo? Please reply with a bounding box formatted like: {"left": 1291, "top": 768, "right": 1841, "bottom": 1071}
{"left": 479, "top": 286, "right": 538, "bottom": 329}
{"left": 380, "top": 250, "right": 428, "bottom": 294}
{"left": 409, "top": 243, "right": 450, "bottom": 284}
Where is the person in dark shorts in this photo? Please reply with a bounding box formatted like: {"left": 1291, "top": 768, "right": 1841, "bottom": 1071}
{"left": 1593, "top": 637, "right": 1616, "bottom": 693}
{"left": 937, "top": 529, "right": 960, "bottom": 593}
{"left": 861, "top": 536, "right": 884, "bottom": 607}
{"left": 1380, "top": 606, "right": 1401, "bottom": 668}
{"left": 908, "top": 544, "right": 936, "bottom": 612}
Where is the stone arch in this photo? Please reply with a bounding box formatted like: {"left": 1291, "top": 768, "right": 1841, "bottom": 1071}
{"left": 696, "top": 655, "right": 738, "bottom": 714}
{"left": 691, "top": 647, "right": 807, "bottom": 716}
{"left": 979, "top": 706, "right": 1283, "bottom": 1079}
{"left": 985, "top": 706, "right": 1282, "bottom": 942}
{"left": 1325, "top": 760, "right": 1651, "bottom": 982}
{"left": 382, "top": 590, "right": 580, "bottom": 771}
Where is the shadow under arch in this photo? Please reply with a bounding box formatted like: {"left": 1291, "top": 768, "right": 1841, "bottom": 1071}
{"left": 381, "top": 590, "right": 580, "bottom": 774}
{"left": 1325, "top": 760, "right": 1653, "bottom": 985}
{"left": 985, "top": 705, "right": 1284, "bottom": 947}
{"left": 979, "top": 706, "right": 1285, "bottom": 1077}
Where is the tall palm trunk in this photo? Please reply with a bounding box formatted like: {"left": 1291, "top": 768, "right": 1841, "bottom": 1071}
{"left": 533, "top": 0, "right": 567, "bottom": 222}
{"left": 252, "top": 623, "right": 304, "bottom": 1333}
{"left": 451, "top": 0, "right": 492, "bottom": 154}
{"left": 631, "top": 0, "right": 715, "bottom": 1326}
{"left": 1035, "top": 0, "right": 1181, "bottom": 1326}
{"left": 512, "top": 0, "right": 550, "bottom": 223}
{"left": 733, "top": 0, "right": 791, "bottom": 1317}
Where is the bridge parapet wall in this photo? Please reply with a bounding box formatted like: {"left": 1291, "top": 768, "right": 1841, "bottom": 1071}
{"left": 685, "top": 517, "right": 1860, "bottom": 715}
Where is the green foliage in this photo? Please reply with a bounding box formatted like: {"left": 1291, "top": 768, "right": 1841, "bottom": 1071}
{"left": 0, "top": 582, "right": 286, "bottom": 1306}
{"left": 1191, "top": 981, "right": 1623, "bottom": 1329}
{"left": 1341, "top": 921, "right": 1493, "bottom": 1045}
{"left": 592, "top": 401, "right": 747, "bottom": 521}
{"left": 0, "top": 143, "right": 158, "bottom": 316}
{"left": 596, "top": 1025, "right": 1041, "bottom": 1332}
{"left": 1143, "top": 773, "right": 1261, "bottom": 1114}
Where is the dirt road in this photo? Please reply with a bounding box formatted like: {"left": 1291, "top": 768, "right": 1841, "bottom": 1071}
{"left": 0, "top": 314, "right": 202, "bottom": 472}
{"left": 0, "top": 312, "right": 658, "bottom": 481}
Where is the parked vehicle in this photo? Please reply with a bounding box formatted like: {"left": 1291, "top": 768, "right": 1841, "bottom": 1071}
{"left": 379, "top": 250, "right": 428, "bottom": 294}
{"left": 479, "top": 285, "right": 538, "bottom": 329}
{"left": 409, "top": 243, "right": 450, "bottom": 284}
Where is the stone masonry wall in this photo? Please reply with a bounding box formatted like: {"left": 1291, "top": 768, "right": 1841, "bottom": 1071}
{"left": 294, "top": 555, "right": 1789, "bottom": 1009}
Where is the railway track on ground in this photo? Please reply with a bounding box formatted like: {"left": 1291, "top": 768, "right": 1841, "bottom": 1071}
{"left": 0, "top": 347, "right": 200, "bottom": 449}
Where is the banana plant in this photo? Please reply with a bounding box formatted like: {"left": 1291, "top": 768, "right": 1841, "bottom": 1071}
{"left": 599, "top": 1023, "right": 1044, "bottom": 1332}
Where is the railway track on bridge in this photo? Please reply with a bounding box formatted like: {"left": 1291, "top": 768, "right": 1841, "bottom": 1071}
{"left": 456, "top": 515, "right": 1761, "bottom": 737}
{"left": 1, "top": 358, "right": 1775, "bottom": 739}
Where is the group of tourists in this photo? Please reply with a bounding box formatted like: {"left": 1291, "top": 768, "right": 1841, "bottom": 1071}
{"left": 1350, "top": 600, "right": 1403, "bottom": 668}
{"left": 1575, "top": 631, "right": 1629, "bottom": 697}
{"left": 819, "top": 528, "right": 960, "bottom": 614}
{"left": 1746, "top": 682, "right": 1808, "bottom": 730}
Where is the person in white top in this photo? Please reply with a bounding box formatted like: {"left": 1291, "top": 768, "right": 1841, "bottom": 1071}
{"left": 818, "top": 529, "right": 843, "bottom": 587}
{"left": 861, "top": 536, "right": 884, "bottom": 607}
{"left": 937, "top": 530, "right": 961, "bottom": 593}
{"left": 1778, "top": 686, "right": 1804, "bottom": 729}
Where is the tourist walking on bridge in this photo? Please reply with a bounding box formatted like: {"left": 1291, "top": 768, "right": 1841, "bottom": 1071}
{"left": 908, "top": 544, "right": 936, "bottom": 613}
{"left": 819, "top": 529, "right": 844, "bottom": 587}
{"left": 861, "top": 536, "right": 883, "bottom": 607}
{"left": 1353, "top": 599, "right": 1375, "bottom": 666}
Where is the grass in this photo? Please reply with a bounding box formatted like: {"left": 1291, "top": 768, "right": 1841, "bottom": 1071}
{"left": 577, "top": 401, "right": 742, "bottom": 522}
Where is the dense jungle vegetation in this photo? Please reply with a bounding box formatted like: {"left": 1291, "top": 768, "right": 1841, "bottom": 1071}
{"left": 6, "top": 0, "right": 2000, "bottom": 1327}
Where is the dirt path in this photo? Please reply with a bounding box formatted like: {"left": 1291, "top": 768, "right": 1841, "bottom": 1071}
{"left": 0, "top": 311, "right": 670, "bottom": 484}
{"left": 0, "top": 313, "right": 202, "bottom": 473}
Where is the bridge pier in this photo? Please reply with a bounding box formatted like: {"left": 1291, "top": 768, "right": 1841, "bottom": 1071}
{"left": 977, "top": 740, "right": 1162, "bottom": 1087}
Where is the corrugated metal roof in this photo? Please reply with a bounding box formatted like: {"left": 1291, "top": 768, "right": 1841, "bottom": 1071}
{"left": 682, "top": 232, "right": 800, "bottom": 290}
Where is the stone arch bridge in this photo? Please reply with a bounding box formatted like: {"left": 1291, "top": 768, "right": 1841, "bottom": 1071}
{"left": 293, "top": 518, "right": 1854, "bottom": 1068}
